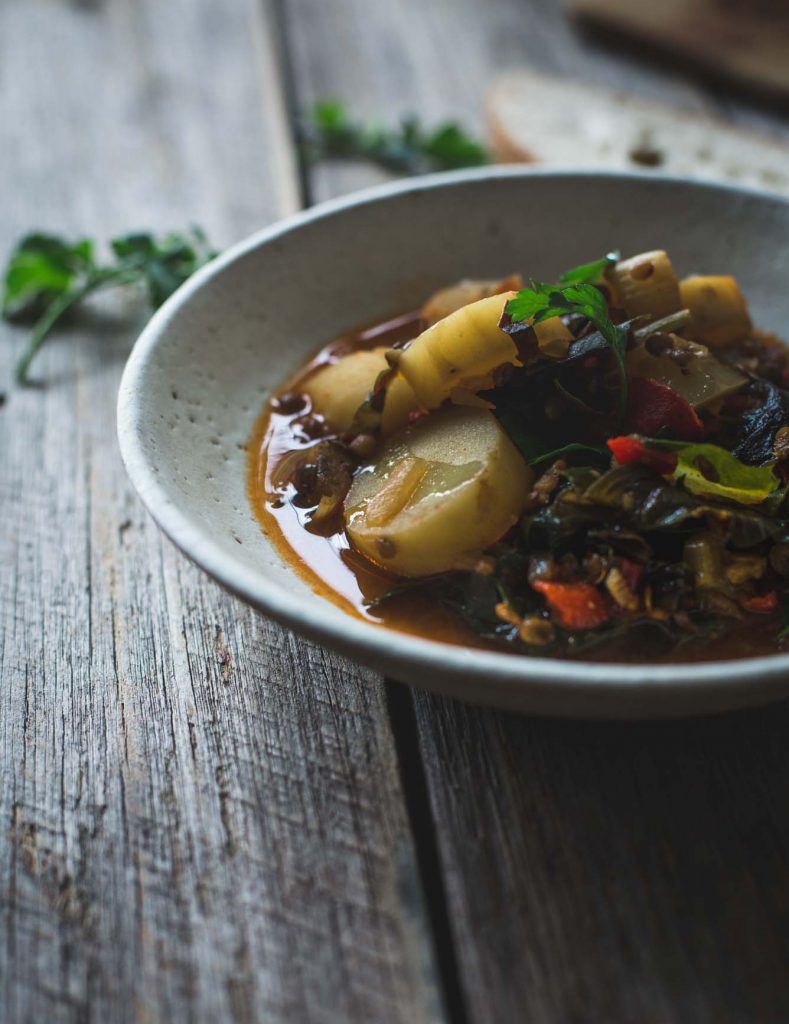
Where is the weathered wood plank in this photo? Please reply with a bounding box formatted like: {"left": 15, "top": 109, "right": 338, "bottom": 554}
{"left": 414, "top": 697, "right": 789, "bottom": 1023}
{"left": 0, "top": 2, "right": 444, "bottom": 1022}
{"left": 285, "top": 0, "right": 789, "bottom": 1020}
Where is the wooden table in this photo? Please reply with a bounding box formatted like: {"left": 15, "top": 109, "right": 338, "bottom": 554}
{"left": 3, "top": 2, "right": 789, "bottom": 1021}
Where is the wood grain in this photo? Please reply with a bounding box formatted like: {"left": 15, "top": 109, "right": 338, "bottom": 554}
{"left": 283, "top": 0, "right": 717, "bottom": 206}
{"left": 0, "top": 2, "right": 444, "bottom": 1022}
{"left": 414, "top": 697, "right": 789, "bottom": 1023}
{"left": 6, "top": 0, "right": 789, "bottom": 1019}
{"left": 574, "top": 0, "right": 789, "bottom": 105}
{"left": 285, "top": 1, "right": 789, "bottom": 1021}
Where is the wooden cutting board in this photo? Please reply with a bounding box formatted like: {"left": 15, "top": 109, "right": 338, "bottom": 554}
{"left": 572, "top": 0, "right": 789, "bottom": 104}
{"left": 487, "top": 68, "right": 789, "bottom": 196}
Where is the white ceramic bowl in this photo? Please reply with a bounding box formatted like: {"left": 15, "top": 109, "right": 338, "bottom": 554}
{"left": 118, "top": 168, "right": 789, "bottom": 718}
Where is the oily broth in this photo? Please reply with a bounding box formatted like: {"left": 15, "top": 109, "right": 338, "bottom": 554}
{"left": 247, "top": 310, "right": 498, "bottom": 650}
{"left": 248, "top": 312, "right": 789, "bottom": 664}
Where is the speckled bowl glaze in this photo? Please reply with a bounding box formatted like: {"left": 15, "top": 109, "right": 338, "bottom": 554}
{"left": 118, "top": 168, "right": 789, "bottom": 718}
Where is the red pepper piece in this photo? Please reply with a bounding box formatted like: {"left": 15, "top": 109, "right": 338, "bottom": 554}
{"left": 742, "top": 591, "right": 779, "bottom": 614}
{"left": 531, "top": 580, "right": 610, "bottom": 629}
{"left": 607, "top": 435, "right": 678, "bottom": 476}
{"left": 626, "top": 376, "right": 704, "bottom": 441}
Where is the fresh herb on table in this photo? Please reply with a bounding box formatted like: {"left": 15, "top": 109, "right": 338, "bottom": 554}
{"left": 505, "top": 279, "right": 630, "bottom": 419}
{"left": 3, "top": 228, "right": 216, "bottom": 384}
{"left": 301, "top": 99, "right": 489, "bottom": 175}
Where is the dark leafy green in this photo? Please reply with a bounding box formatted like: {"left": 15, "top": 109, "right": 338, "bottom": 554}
{"left": 505, "top": 281, "right": 630, "bottom": 419}
{"left": 2, "top": 228, "right": 216, "bottom": 383}
{"left": 529, "top": 443, "right": 609, "bottom": 467}
{"left": 614, "top": 434, "right": 780, "bottom": 504}
{"left": 531, "top": 463, "right": 789, "bottom": 549}
{"left": 776, "top": 596, "right": 789, "bottom": 640}
{"left": 371, "top": 520, "right": 722, "bottom": 659}
{"left": 369, "top": 570, "right": 524, "bottom": 645}
{"left": 731, "top": 379, "right": 789, "bottom": 466}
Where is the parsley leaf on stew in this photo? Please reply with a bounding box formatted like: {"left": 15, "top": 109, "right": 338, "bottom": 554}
{"left": 558, "top": 251, "right": 620, "bottom": 286}
{"left": 506, "top": 280, "right": 629, "bottom": 419}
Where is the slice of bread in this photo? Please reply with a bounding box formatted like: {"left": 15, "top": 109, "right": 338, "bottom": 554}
{"left": 487, "top": 69, "right": 789, "bottom": 196}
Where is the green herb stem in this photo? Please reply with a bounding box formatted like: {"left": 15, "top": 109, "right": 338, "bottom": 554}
{"left": 600, "top": 321, "right": 629, "bottom": 422}
{"left": 558, "top": 251, "right": 620, "bottom": 286}
{"left": 14, "top": 267, "right": 132, "bottom": 384}
{"left": 633, "top": 308, "right": 692, "bottom": 341}
{"left": 4, "top": 228, "right": 215, "bottom": 386}
{"left": 14, "top": 281, "right": 92, "bottom": 383}
{"left": 530, "top": 443, "right": 610, "bottom": 467}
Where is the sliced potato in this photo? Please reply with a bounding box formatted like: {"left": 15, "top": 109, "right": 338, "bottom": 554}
{"left": 422, "top": 274, "right": 523, "bottom": 325}
{"left": 395, "top": 291, "right": 520, "bottom": 414}
{"left": 679, "top": 275, "right": 752, "bottom": 348}
{"left": 610, "top": 250, "right": 681, "bottom": 322}
{"left": 344, "top": 407, "right": 532, "bottom": 577}
{"left": 311, "top": 290, "right": 527, "bottom": 437}
{"left": 533, "top": 317, "right": 572, "bottom": 359}
{"left": 302, "top": 348, "right": 417, "bottom": 434}
{"left": 626, "top": 337, "right": 745, "bottom": 408}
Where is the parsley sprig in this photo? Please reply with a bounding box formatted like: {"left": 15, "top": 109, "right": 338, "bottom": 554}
{"left": 559, "top": 250, "right": 620, "bottom": 286}
{"left": 3, "top": 229, "right": 216, "bottom": 383}
{"left": 506, "top": 278, "right": 629, "bottom": 419}
{"left": 302, "top": 100, "right": 489, "bottom": 175}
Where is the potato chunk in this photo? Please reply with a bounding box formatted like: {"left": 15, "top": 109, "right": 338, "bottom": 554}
{"left": 302, "top": 348, "right": 417, "bottom": 434}
{"left": 679, "top": 275, "right": 752, "bottom": 348}
{"left": 394, "top": 291, "right": 520, "bottom": 413}
{"left": 422, "top": 274, "right": 523, "bottom": 325}
{"left": 307, "top": 292, "right": 523, "bottom": 437}
{"left": 344, "top": 407, "right": 532, "bottom": 577}
{"left": 626, "top": 337, "right": 745, "bottom": 409}
{"left": 532, "top": 317, "right": 572, "bottom": 358}
{"left": 610, "top": 250, "right": 681, "bottom": 322}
